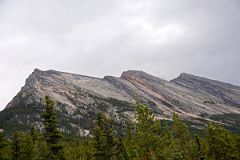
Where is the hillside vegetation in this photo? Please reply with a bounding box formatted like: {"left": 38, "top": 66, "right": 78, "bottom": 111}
{"left": 0, "top": 97, "right": 239, "bottom": 160}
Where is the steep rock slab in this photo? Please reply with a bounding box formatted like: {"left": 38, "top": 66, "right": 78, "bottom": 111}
{"left": 1, "top": 69, "right": 240, "bottom": 135}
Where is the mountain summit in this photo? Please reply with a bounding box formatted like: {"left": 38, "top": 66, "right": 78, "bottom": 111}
{"left": 1, "top": 69, "right": 240, "bottom": 135}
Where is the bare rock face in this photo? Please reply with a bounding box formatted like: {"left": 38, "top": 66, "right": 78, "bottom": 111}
{"left": 172, "top": 73, "right": 240, "bottom": 108}
{"left": 1, "top": 69, "right": 240, "bottom": 135}
{"left": 121, "top": 70, "right": 240, "bottom": 117}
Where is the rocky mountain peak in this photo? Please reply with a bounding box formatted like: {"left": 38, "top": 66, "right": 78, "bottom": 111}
{"left": 1, "top": 69, "right": 240, "bottom": 135}
{"left": 33, "top": 68, "right": 44, "bottom": 73}
{"left": 174, "top": 72, "right": 206, "bottom": 81}
{"left": 178, "top": 72, "right": 192, "bottom": 78}
{"left": 121, "top": 70, "right": 147, "bottom": 76}
{"left": 24, "top": 69, "right": 54, "bottom": 90}
{"left": 121, "top": 70, "right": 167, "bottom": 83}
{"left": 172, "top": 72, "right": 238, "bottom": 88}
{"left": 24, "top": 69, "right": 43, "bottom": 89}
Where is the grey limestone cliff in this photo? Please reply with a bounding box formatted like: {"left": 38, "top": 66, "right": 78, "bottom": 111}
{"left": 1, "top": 69, "right": 240, "bottom": 135}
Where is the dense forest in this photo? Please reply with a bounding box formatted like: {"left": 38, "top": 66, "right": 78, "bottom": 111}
{"left": 0, "top": 96, "right": 239, "bottom": 160}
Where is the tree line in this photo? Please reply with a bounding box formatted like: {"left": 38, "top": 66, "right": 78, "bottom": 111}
{"left": 0, "top": 97, "right": 239, "bottom": 160}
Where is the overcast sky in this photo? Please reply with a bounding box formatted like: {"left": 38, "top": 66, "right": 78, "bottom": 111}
{"left": 0, "top": 0, "right": 240, "bottom": 110}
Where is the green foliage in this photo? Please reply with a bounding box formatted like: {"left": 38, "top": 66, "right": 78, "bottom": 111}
{"left": 0, "top": 132, "right": 11, "bottom": 160}
{"left": 11, "top": 131, "right": 35, "bottom": 160}
{"left": 132, "top": 102, "right": 161, "bottom": 159}
{"left": 65, "top": 138, "right": 94, "bottom": 160}
{"left": 30, "top": 126, "right": 49, "bottom": 160}
{"left": 209, "top": 113, "right": 240, "bottom": 134}
{"left": 41, "top": 96, "right": 66, "bottom": 160}
{"left": 1, "top": 101, "right": 240, "bottom": 160}
{"left": 206, "top": 123, "right": 240, "bottom": 160}
{"left": 122, "top": 103, "right": 240, "bottom": 160}
{"left": 0, "top": 104, "right": 43, "bottom": 135}
{"left": 93, "top": 113, "right": 119, "bottom": 160}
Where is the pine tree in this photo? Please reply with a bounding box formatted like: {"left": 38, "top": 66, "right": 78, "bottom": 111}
{"left": 206, "top": 123, "right": 240, "bottom": 160}
{"left": 0, "top": 131, "right": 11, "bottom": 160}
{"left": 115, "top": 138, "right": 128, "bottom": 160}
{"left": 30, "top": 126, "right": 38, "bottom": 145}
{"left": 124, "top": 123, "right": 135, "bottom": 159}
{"left": 41, "top": 96, "right": 65, "bottom": 160}
{"left": 193, "top": 135, "right": 206, "bottom": 160}
{"left": 0, "top": 131, "right": 6, "bottom": 151}
{"left": 19, "top": 134, "right": 34, "bottom": 160}
{"left": 0, "top": 131, "right": 4, "bottom": 147}
{"left": 30, "top": 126, "right": 47, "bottom": 160}
{"left": 93, "top": 113, "right": 118, "bottom": 160}
{"left": 12, "top": 132, "right": 21, "bottom": 160}
{"left": 171, "top": 113, "right": 192, "bottom": 159}
{"left": 11, "top": 132, "right": 35, "bottom": 160}
{"left": 134, "top": 102, "right": 161, "bottom": 160}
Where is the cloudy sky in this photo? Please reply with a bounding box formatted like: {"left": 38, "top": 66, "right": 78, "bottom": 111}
{"left": 0, "top": 0, "right": 240, "bottom": 110}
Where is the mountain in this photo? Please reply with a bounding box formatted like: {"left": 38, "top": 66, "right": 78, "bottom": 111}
{"left": 0, "top": 69, "right": 240, "bottom": 135}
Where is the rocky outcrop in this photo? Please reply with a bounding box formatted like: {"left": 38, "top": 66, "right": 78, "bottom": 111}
{"left": 1, "top": 69, "right": 240, "bottom": 135}
{"left": 172, "top": 73, "right": 240, "bottom": 108}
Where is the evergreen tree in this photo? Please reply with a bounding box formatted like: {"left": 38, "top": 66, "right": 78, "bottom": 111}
{"left": 11, "top": 132, "right": 21, "bottom": 160}
{"left": 0, "top": 131, "right": 12, "bottom": 160}
{"left": 11, "top": 132, "right": 35, "bottom": 160}
{"left": 124, "top": 123, "right": 135, "bottom": 159}
{"left": 93, "top": 113, "right": 118, "bottom": 160}
{"left": 134, "top": 102, "right": 161, "bottom": 160}
{"left": 41, "top": 96, "right": 65, "bottom": 160}
{"left": 0, "top": 131, "right": 5, "bottom": 149}
{"left": 30, "top": 126, "right": 48, "bottom": 160}
{"left": 171, "top": 114, "right": 192, "bottom": 159}
{"left": 18, "top": 134, "right": 34, "bottom": 160}
{"left": 192, "top": 135, "right": 206, "bottom": 160}
{"left": 115, "top": 138, "right": 128, "bottom": 160}
{"left": 30, "top": 126, "right": 38, "bottom": 145}
{"left": 0, "top": 132, "right": 6, "bottom": 156}
{"left": 206, "top": 123, "right": 240, "bottom": 160}
{"left": 67, "top": 138, "right": 94, "bottom": 160}
{"left": 2, "top": 99, "right": 240, "bottom": 160}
